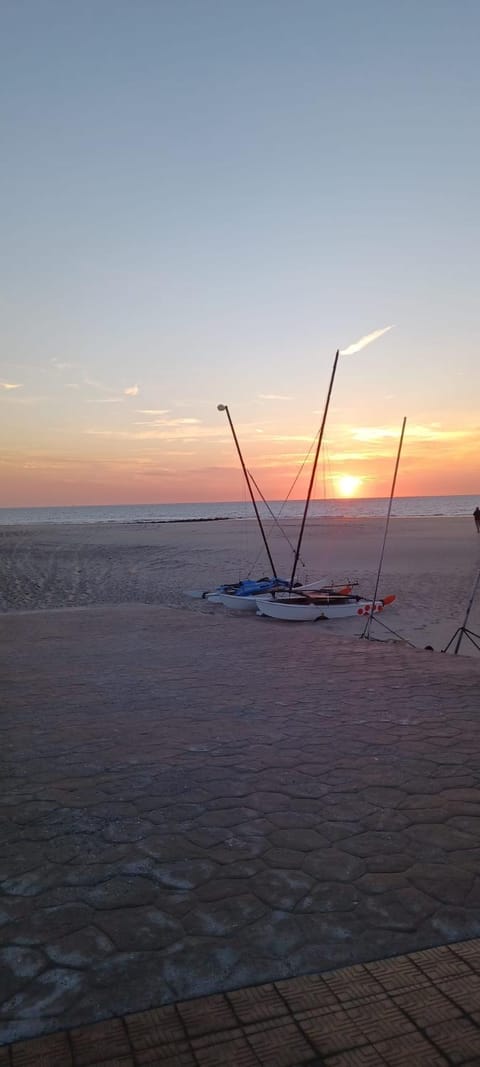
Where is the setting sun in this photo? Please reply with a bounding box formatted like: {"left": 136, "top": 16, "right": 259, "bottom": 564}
{"left": 336, "top": 474, "right": 363, "bottom": 498}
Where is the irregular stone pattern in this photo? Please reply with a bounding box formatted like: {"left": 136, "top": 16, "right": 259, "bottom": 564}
{"left": 1, "top": 603, "right": 480, "bottom": 1045}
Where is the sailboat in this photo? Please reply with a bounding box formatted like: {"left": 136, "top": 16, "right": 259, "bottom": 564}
{"left": 186, "top": 404, "right": 351, "bottom": 611}
{"left": 256, "top": 344, "right": 397, "bottom": 622}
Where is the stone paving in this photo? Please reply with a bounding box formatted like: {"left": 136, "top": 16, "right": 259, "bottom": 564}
{"left": 6, "top": 940, "right": 480, "bottom": 1064}
{"left": 1, "top": 604, "right": 480, "bottom": 1048}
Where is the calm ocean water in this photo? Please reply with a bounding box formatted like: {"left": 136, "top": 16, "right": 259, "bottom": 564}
{"left": 0, "top": 496, "right": 478, "bottom": 525}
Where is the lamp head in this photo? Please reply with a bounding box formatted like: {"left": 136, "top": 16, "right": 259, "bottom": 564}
{"left": 217, "top": 404, "right": 226, "bottom": 411}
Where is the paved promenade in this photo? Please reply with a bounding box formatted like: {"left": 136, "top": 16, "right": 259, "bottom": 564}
{"left": 1, "top": 604, "right": 480, "bottom": 1049}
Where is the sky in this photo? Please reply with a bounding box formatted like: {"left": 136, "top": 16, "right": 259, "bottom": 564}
{"left": 1, "top": 0, "right": 479, "bottom": 506}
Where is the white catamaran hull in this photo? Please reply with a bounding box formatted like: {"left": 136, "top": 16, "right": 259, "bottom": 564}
{"left": 256, "top": 596, "right": 394, "bottom": 621}
{"left": 216, "top": 592, "right": 259, "bottom": 611}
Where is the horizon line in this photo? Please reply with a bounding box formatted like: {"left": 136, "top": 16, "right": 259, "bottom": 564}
{"left": 1, "top": 491, "right": 479, "bottom": 511}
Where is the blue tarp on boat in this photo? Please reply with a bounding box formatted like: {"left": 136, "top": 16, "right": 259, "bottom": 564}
{"left": 216, "top": 577, "right": 290, "bottom": 597}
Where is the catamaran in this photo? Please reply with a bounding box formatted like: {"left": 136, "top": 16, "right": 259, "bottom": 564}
{"left": 256, "top": 590, "right": 396, "bottom": 621}
{"left": 186, "top": 402, "right": 350, "bottom": 610}
{"left": 256, "top": 344, "right": 397, "bottom": 622}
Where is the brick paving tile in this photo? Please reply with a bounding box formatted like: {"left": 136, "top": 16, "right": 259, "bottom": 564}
{"left": 323, "top": 1049, "right": 388, "bottom": 1067}
{"left": 125, "top": 1006, "right": 185, "bottom": 1049}
{"left": 323, "top": 966, "right": 385, "bottom": 1005}
{"left": 426, "top": 1017, "right": 480, "bottom": 1064}
{"left": 193, "top": 1033, "right": 261, "bottom": 1067}
{"left": 344, "top": 1001, "right": 414, "bottom": 1044}
{"left": 135, "top": 1044, "right": 196, "bottom": 1066}
{"left": 80, "top": 1059, "right": 134, "bottom": 1067}
{"left": 10, "top": 1032, "right": 72, "bottom": 1067}
{"left": 392, "top": 985, "right": 462, "bottom": 1028}
{"left": 451, "top": 941, "right": 480, "bottom": 968}
{"left": 295, "top": 1007, "right": 367, "bottom": 1056}
{"left": 191, "top": 1027, "right": 244, "bottom": 1048}
{"left": 176, "top": 994, "right": 237, "bottom": 1038}
{"left": 69, "top": 1019, "right": 131, "bottom": 1065}
{"left": 244, "top": 1018, "right": 315, "bottom": 1066}
{"left": 275, "top": 976, "right": 338, "bottom": 1014}
{"left": 437, "top": 973, "right": 480, "bottom": 1014}
{"left": 227, "top": 983, "right": 289, "bottom": 1024}
{"left": 365, "top": 958, "right": 430, "bottom": 994}
{"left": 373, "top": 1033, "right": 448, "bottom": 1065}
{"left": 408, "top": 946, "right": 473, "bottom": 980}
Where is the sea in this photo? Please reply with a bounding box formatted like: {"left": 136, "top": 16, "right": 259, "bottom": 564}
{"left": 0, "top": 495, "right": 478, "bottom": 525}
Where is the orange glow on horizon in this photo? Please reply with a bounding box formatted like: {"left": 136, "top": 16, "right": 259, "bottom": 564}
{"left": 0, "top": 417, "right": 478, "bottom": 507}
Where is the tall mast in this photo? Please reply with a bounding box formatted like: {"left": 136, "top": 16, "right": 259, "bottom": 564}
{"left": 218, "top": 404, "right": 278, "bottom": 579}
{"left": 288, "top": 350, "right": 340, "bottom": 591}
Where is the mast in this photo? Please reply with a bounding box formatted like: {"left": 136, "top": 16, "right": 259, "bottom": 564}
{"left": 361, "top": 416, "right": 407, "bottom": 640}
{"left": 288, "top": 350, "right": 340, "bottom": 591}
{"left": 217, "top": 404, "right": 278, "bottom": 579}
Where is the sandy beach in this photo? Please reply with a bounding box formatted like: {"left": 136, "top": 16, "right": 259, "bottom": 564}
{"left": 1, "top": 516, "right": 479, "bottom": 656}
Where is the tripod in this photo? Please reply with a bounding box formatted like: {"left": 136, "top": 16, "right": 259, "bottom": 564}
{"left": 442, "top": 569, "right": 480, "bottom": 655}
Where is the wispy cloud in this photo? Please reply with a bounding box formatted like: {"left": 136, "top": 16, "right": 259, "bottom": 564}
{"left": 84, "top": 375, "right": 107, "bottom": 391}
{"left": 340, "top": 325, "right": 394, "bottom": 356}
{"left": 136, "top": 409, "right": 170, "bottom": 415}
{"left": 328, "top": 450, "right": 374, "bottom": 461}
{"left": 134, "top": 417, "right": 201, "bottom": 427}
{"left": 1, "top": 382, "right": 22, "bottom": 391}
{"left": 258, "top": 393, "right": 294, "bottom": 401}
{"left": 136, "top": 467, "right": 173, "bottom": 476}
{"left": 5, "top": 394, "right": 46, "bottom": 406}
{"left": 352, "top": 424, "right": 472, "bottom": 443}
{"left": 351, "top": 427, "right": 399, "bottom": 442}
{"left": 169, "top": 417, "right": 200, "bottom": 425}
{"left": 84, "top": 423, "right": 227, "bottom": 442}
{"left": 50, "top": 359, "right": 77, "bottom": 371}
{"left": 261, "top": 433, "right": 314, "bottom": 442}
{"left": 90, "top": 396, "right": 125, "bottom": 404}
{"left": 83, "top": 375, "right": 140, "bottom": 401}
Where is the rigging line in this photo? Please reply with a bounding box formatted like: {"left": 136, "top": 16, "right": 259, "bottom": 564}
{"left": 247, "top": 430, "right": 320, "bottom": 577}
{"left": 324, "top": 441, "right": 335, "bottom": 508}
{"left": 247, "top": 471, "right": 307, "bottom": 566}
{"left": 278, "top": 432, "right": 319, "bottom": 514}
{"left": 361, "top": 416, "right": 407, "bottom": 641}
{"left": 241, "top": 455, "right": 249, "bottom": 580}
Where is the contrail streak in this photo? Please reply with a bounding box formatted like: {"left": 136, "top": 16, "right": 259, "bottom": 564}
{"left": 340, "top": 325, "right": 394, "bottom": 356}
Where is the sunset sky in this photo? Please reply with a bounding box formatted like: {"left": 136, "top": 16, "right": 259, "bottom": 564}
{"left": 1, "top": 0, "right": 479, "bottom": 507}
